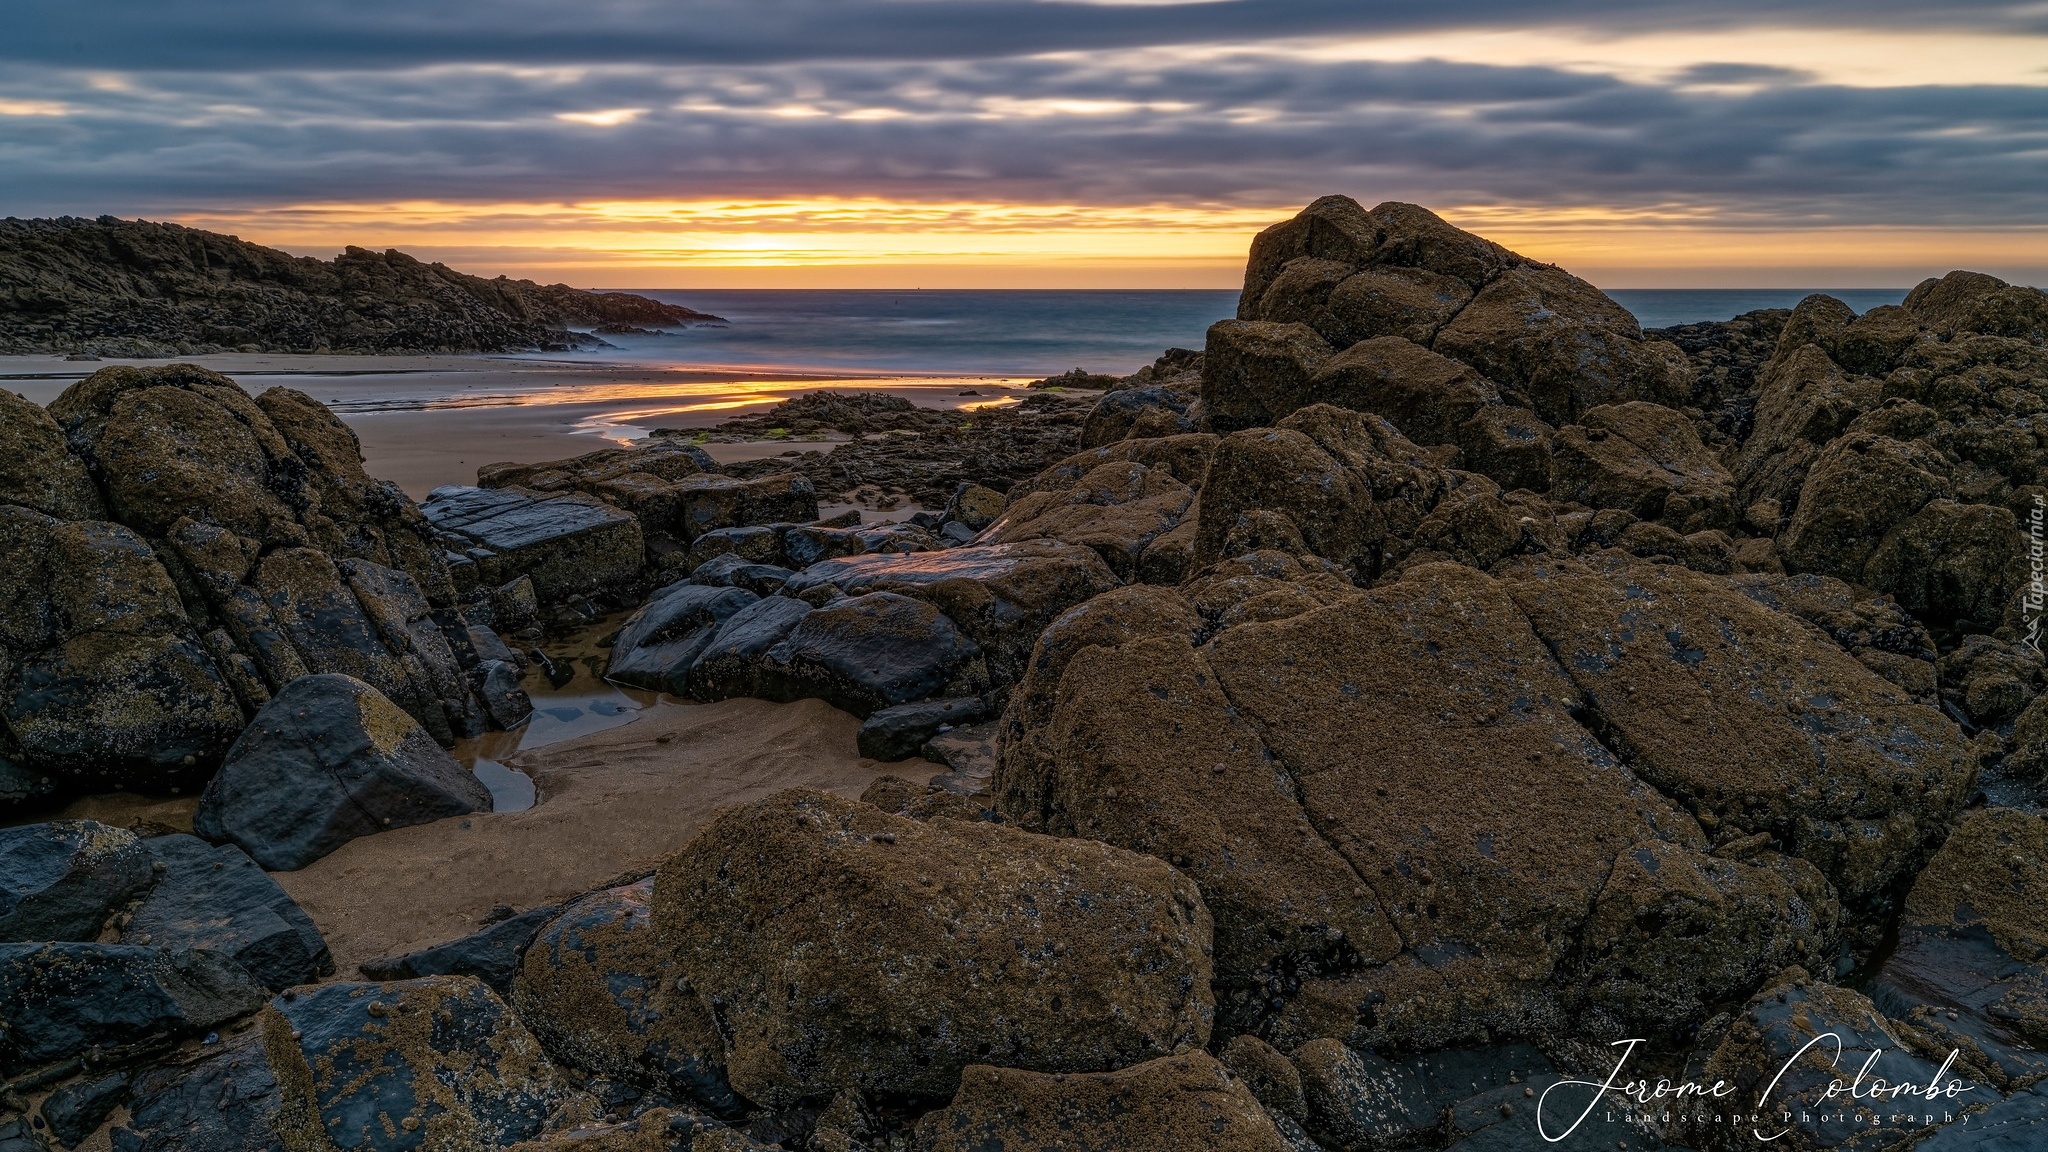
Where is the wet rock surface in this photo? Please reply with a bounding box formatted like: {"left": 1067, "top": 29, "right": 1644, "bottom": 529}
{"left": 916, "top": 1053, "right": 1292, "bottom": 1152}
{"left": 121, "top": 833, "right": 333, "bottom": 990}
{"left": 0, "top": 941, "right": 267, "bottom": 1073}
{"left": 193, "top": 673, "right": 491, "bottom": 871}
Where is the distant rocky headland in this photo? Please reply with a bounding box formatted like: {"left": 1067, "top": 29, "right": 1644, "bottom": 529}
{"left": 0, "top": 216, "right": 724, "bottom": 356}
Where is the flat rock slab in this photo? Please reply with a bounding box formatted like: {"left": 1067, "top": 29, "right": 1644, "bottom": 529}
{"left": 122, "top": 833, "right": 333, "bottom": 991}
{"left": 423, "top": 484, "right": 644, "bottom": 603}
{"left": 0, "top": 942, "right": 267, "bottom": 1074}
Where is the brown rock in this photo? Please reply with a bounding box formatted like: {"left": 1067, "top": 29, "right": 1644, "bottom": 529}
{"left": 1433, "top": 265, "right": 1691, "bottom": 425}
{"left": 1501, "top": 554, "right": 1974, "bottom": 912}
{"left": 1303, "top": 336, "right": 1499, "bottom": 446}
{"left": 0, "top": 389, "right": 103, "bottom": 520}
{"left": 652, "top": 789, "right": 1214, "bottom": 1108}
{"left": 915, "top": 1053, "right": 1292, "bottom": 1152}
{"left": 1321, "top": 266, "right": 1474, "bottom": 347}
{"left": 1778, "top": 432, "right": 1951, "bottom": 582}
{"left": 1548, "top": 401, "right": 1735, "bottom": 531}
{"left": 1199, "top": 319, "right": 1335, "bottom": 434}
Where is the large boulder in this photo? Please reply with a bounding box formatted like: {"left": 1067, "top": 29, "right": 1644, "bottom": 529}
{"left": 1502, "top": 555, "right": 1974, "bottom": 914}
{"left": 1778, "top": 431, "right": 1952, "bottom": 582}
{"left": 1302, "top": 336, "right": 1499, "bottom": 446}
{"left": 1079, "top": 384, "right": 1198, "bottom": 448}
{"left": 122, "top": 833, "right": 333, "bottom": 991}
{"left": 1199, "top": 320, "right": 1334, "bottom": 434}
{"left": 193, "top": 674, "right": 491, "bottom": 871}
{"left": 756, "top": 591, "right": 983, "bottom": 717}
{"left": 1432, "top": 264, "right": 1691, "bottom": 425}
{"left": 0, "top": 388, "right": 103, "bottom": 520}
{"left": 1547, "top": 401, "right": 1736, "bottom": 531}
{"left": 0, "top": 509, "right": 245, "bottom": 789}
{"left": 262, "top": 976, "right": 567, "bottom": 1152}
{"left": 47, "top": 364, "right": 306, "bottom": 542}
{"left": 1677, "top": 972, "right": 1958, "bottom": 1152}
{"left": 0, "top": 820, "right": 150, "bottom": 942}
{"left": 513, "top": 880, "right": 738, "bottom": 1116}
{"left": 421, "top": 484, "right": 645, "bottom": 604}
{"left": 684, "top": 595, "right": 816, "bottom": 702}
{"left": 916, "top": 1053, "right": 1293, "bottom": 1152}
{"left": 252, "top": 548, "right": 442, "bottom": 740}
{"left": 1191, "top": 404, "right": 1447, "bottom": 578}
{"left": 1000, "top": 562, "right": 1846, "bottom": 1053}
{"left": 1905, "top": 269, "right": 2048, "bottom": 343}
{"left": 651, "top": 788, "right": 1214, "bottom": 1108}
{"left": 0, "top": 942, "right": 267, "bottom": 1074}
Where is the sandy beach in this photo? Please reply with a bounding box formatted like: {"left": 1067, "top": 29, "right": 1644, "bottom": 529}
{"left": 0, "top": 352, "right": 1033, "bottom": 498}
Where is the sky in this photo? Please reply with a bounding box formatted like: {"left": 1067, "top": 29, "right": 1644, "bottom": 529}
{"left": 3, "top": 1, "right": 2047, "bottom": 289}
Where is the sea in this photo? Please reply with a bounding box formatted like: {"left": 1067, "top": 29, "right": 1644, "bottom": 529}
{"left": 536, "top": 287, "right": 1917, "bottom": 378}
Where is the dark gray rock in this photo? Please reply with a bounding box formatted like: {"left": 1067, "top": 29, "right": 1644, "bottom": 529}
{"left": 121, "top": 834, "right": 332, "bottom": 992}
{"left": 0, "top": 820, "right": 150, "bottom": 942}
{"left": 110, "top": 1031, "right": 283, "bottom": 1152}
{"left": 760, "top": 592, "right": 982, "bottom": 717}
{"left": 261, "top": 976, "right": 566, "bottom": 1152}
{"left": 686, "top": 525, "right": 783, "bottom": 570}
{"left": 192, "top": 674, "right": 491, "bottom": 871}
{"left": 780, "top": 525, "right": 870, "bottom": 569}
{"left": 0, "top": 1119, "right": 46, "bottom": 1152}
{"left": 686, "top": 549, "right": 764, "bottom": 585}
{"left": 1294, "top": 1039, "right": 1556, "bottom": 1151}
{"left": 604, "top": 584, "right": 761, "bottom": 696}
{"left": 358, "top": 902, "right": 561, "bottom": 997}
{"left": 1678, "top": 974, "right": 1950, "bottom": 1151}
{"left": 725, "top": 563, "right": 794, "bottom": 597}
{"left": 0, "top": 942, "right": 266, "bottom": 1074}
{"left": 1912, "top": 1082, "right": 2048, "bottom": 1150}
{"left": 684, "top": 595, "right": 814, "bottom": 702}
{"left": 778, "top": 541, "right": 1120, "bottom": 685}
{"left": 421, "top": 484, "right": 645, "bottom": 604}
{"left": 512, "top": 881, "right": 739, "bottom": 1117}
{"left": 855, "top": 697, "right": 990, "bottom": 761}
{"left": 477, "top": 659, "right": 533, "bottom": 729}
{"left": 41, "top": 1072, "right": 129, "bottom": 1148}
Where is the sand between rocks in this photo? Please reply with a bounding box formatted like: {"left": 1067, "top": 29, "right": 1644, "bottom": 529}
{"left": 273, "top": 695, "right": 900, "bottom": 974}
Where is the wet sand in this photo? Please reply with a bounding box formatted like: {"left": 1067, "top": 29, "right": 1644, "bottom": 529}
{"left": 273, "top": 695, "right": 903, "bottom": 974}
{"left": 0, "top": 352, "right": 1030, "bottom": 497}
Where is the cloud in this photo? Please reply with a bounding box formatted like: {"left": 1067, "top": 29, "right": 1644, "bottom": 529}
{"left": 0, "top": 0, "right": 2043, "bottom": 282}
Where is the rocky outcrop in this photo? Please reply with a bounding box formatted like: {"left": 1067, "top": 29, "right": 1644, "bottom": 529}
{"left": 422, "top": 484, "right": 647, "bottom": 606}
{"left": 0, "top": 216, "right": 720, "bottom": 355}
{"left": 1215, "top": 197, "right": 1691, "bottom": 437}
{"left": 651, "top": 789, "right": 1214, "bottom": 1109}
{"left": 121, "top": 833, "right": 333, "bottom": 990}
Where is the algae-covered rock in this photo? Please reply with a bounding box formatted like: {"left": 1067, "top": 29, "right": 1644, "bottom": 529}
{"left": 916, "top": 1053, "right": 1292, "bottom": 1152}
{"left": 193, "top": 674, "right": 490, "bottom": 871}
{"left": 263, "top": 976, "right": 566, "bottom": 1152}
{"left": 513, "top": 880, "right": 738, "bottom": 1116}
{"left": 0, "top": 942, "right": 266, "bottom": 1074}
{"left": 651, "top": 788, "right": 1213, "bottom": 1108}
{"left": 0, "top": 819, "right": 150, "bottom": 942}
{"left": 0, "top": 388, "right": 104, "bottom": 520}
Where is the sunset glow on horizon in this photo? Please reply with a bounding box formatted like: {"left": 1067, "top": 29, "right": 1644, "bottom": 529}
{"left": 7, "top": 4, "right": 2047, "bottom": 288}
{"left": 164, "top": 197, "right": 2048, "bottom": 290}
